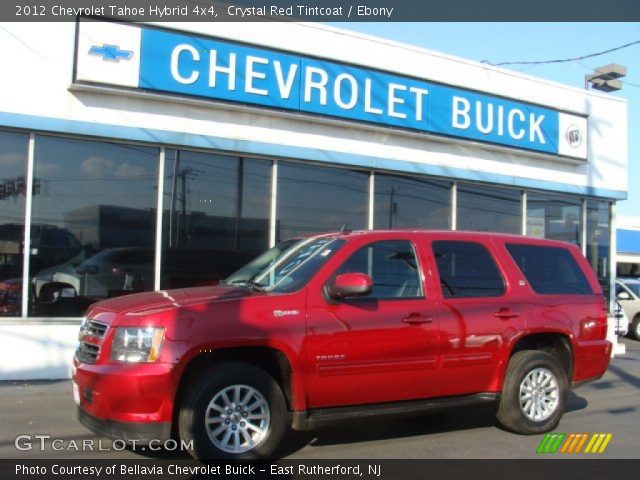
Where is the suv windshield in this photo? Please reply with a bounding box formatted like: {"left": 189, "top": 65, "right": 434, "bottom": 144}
{"left": 225, "top": 237, "right": 344, "bottom": 293}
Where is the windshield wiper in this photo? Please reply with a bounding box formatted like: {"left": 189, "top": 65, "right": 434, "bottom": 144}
{"left": 225, "top": 279, "right": 267, "bottom": 292}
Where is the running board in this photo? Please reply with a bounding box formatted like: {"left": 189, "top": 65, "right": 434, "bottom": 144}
{"left": 291, "top": 393, "right": 500, "bottom": 431}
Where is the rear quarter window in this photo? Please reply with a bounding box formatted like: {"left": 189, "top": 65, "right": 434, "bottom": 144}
{"left": 433, "top": 241, "right": 505, "bottom": 298}
{"left": 506, "top": 243, "right": 593, "bottom": 295}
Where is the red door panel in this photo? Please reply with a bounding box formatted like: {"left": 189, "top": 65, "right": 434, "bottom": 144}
{"left": 303, "top": 237, "right": 441, "bottom": 408}
{"left": 305, "top": 298, "right": 440, "bottom": 407}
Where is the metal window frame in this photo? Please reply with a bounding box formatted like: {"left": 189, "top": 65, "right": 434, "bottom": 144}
{"left": 450, "top": 182, "right": 457, "bottom": 231}
{"left": 609, "top": 202, "right": 616, "bottom": 313}
{"left": 19, "top": 133, "right": 35, "bottom": 322}
{"left": 153, "top": 147, "right": 165, "bottom": 291}
{"left": 581, "top": 198, "right": 588, "bottom": 256}
{"left": 368, "top": 171, "right": 375, "bottom": 230}
{"left": 269, "top": 160, "right": 278, "bottom": 248}
{"left": 521, "top": 191, "right": 527, "bottom": 235}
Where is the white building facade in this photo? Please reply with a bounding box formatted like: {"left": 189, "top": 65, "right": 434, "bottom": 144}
{"left": 0, "top": 19, "right": 628, "bottom": 379}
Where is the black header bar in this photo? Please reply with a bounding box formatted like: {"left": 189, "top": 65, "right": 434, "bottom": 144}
{"left": 3, "top": 0, "right": 640, "bottom": 22}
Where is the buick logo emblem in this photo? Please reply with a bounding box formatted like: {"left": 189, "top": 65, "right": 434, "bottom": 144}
{"left": 566, "top": 125, "right": 583, "bottom": 148}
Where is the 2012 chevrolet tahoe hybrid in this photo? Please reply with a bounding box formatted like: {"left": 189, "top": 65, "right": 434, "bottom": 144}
{"left": 73, "top": 230, "right": 611, "bottom": 459}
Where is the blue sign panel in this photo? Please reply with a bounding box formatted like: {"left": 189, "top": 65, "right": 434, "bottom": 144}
{"left": 139, "top": 28, "right": 559, "bottom": 156}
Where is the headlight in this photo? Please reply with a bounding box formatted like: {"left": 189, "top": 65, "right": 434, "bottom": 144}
{"left": 110, "top": 327, "right": 165, "bottom": 363}
{"left": 78, "top": 317, "right": 87, "bottom": 341}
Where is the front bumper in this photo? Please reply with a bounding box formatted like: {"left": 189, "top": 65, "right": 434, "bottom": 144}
{"left": 78, "top": 408, "right": 171, "bottom": 443}
{"left": 73, "top": 358, "right": 176, "bottom": 426}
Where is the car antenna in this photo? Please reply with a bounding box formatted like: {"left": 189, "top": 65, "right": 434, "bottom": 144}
{"left": 339, "top": 224, "right": 352, "bottom": 235}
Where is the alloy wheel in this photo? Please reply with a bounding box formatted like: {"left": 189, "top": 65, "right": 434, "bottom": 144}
{"left": 204, "top": 384, "right": 271, "bottom": 454}
{"left": 518, "top": 367, "right": 559, "bottom": 422}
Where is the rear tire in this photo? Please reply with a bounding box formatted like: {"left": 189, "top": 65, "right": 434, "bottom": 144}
{"left": 178, "top": 361, "right": 287, "bottom": 460}
{"left": 497, "top": 350, "right": 568, "bottom": 434}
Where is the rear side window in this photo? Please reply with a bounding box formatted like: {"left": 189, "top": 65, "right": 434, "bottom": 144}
{"left": 433, "top": 241, "right": 505, "bottom": 298}
{"left": 506, "top": 244, "right": 593, "bottom": 295}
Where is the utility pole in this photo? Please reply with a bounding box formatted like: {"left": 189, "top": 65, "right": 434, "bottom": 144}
{"left": 180, "top": 170, "right": 187, "bottom": 245}
{"left": 169, "top": 151, "right": 180, "bottom": 247}
{"left": 234, "top": 158, "right": 244, "bottom": 250}
{"left": 388, "top": 187, "right": 397, "bottom": 229}
{"left": 172, "top": 163, "right": 203, "bottom": 246}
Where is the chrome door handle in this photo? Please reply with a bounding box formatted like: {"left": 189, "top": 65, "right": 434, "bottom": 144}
{"left": 494, "top": 308, "right": 519, "bottom": 319}
{"left": 402, "top": 312, "right": 433, "bottom": 324}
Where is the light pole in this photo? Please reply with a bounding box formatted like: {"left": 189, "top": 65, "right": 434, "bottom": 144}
{"left": 585, "top": 64, "right": 627, "bottom": 92}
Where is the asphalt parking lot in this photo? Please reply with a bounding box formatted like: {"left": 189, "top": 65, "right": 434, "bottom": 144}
{"left": 1, "top": 338, "right": 638, "bottom": 460}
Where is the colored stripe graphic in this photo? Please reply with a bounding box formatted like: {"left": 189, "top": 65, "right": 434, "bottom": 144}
{"left": 584, "top": 433, "right": 613, "bottom": 454}
{"left": 537, "top": 433, "right": 566, "bottom": 453}
{"left": 560, "top": 433, "right": 589, "bottom": 453}
{"left": 537, "top": 433, "right": 613, "bottom": 454}
{"left": 573, "top": 434, "right": 589, "bottom": 453}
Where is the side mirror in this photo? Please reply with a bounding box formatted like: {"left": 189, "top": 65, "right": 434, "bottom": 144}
{"left": 326, "top": 273, "right": 373, "bottom": 300}
{"left": 617, "top": 290, "right": 632, "bottom": 301}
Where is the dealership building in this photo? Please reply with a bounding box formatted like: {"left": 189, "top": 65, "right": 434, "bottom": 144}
{"left": 0, "top": 19, "right": 628, "bottom": 379}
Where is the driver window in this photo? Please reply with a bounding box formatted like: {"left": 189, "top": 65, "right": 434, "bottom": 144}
{"left": 335, "top": 240, "right": 423, "bottom": 300}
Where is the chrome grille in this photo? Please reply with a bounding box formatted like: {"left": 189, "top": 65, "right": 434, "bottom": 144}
{"left": 76, "top": 342, "right": 100, "bottom": 364}
{"left": 87, "top": 320, "right": 108, "bottom": 338}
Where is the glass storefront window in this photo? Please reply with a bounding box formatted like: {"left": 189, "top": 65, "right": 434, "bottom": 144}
{"left": 28, "top": 136, "right": 159, "bottom": 317}
{"left": 162, "top": 150, "right": 271, "bottom": 289}
{"left": 457, "top": 183, "right": 521, "bottom": 234}
{"left": 374, "top": 173, "right": 450, "bottom": 229}
{"left": 276, "top": 162, "right": 368, "bottom": 241}
{"left": 586, "top": 199, "right": 611, "bottom": 303}
{"left": 0, "top": 131, "right": 29, "bottom": 317}
{"left": 526, "top": 193, "right": 582, "bottom": 246}
{"left": 5, "top": 130, "right": 616, "bottom": 320}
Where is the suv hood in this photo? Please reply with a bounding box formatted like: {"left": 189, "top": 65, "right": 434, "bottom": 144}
{"left": 88, "top": 285, "right": 258, "bottom": 319}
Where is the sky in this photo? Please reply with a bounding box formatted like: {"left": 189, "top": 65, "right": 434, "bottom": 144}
{"left": 328, "top": 22, "right": 640, "bottom": 222}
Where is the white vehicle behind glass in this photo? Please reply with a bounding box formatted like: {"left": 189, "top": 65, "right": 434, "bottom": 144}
{"left": 615, "top": 279, "right": 640, "bottom": 340}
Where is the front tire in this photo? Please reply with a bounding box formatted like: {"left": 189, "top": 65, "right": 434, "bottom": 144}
{"left": 631, "top": 316, "right": 640, "bottom": 341}
{"left": 497, "top": 351, "right": 568, "bottom": 434}
{"left": 178, "top": 362, "right": 287, "bottom": 460}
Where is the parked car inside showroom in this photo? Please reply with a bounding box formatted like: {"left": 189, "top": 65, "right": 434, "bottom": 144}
{"left": 53, "top": 247, "right": 155, "bottom": 299}
{"left": 0, "top": 223, "right": 84, "bottom": 281}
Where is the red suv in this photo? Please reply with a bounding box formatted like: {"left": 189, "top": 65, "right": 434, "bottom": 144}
{"left": 73, "top": 230, "right": 611, "bottom": 459}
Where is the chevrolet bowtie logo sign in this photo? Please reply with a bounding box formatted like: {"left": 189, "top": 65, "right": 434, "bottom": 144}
{"left": 88, "top": 44, "right": 133, "bottom": 62}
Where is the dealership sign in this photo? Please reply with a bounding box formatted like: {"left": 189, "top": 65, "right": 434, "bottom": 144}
{"left": 75, "top": 20, "right": 588, "bottom": 160}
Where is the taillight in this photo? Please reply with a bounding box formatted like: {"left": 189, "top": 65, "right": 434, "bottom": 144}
{"left": 580, "top": 313, "right": 608, "bottom": 340}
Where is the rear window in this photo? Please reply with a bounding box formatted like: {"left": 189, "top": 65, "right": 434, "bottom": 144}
{"left": 433, "top": 241, "right": 505, "bottom": 298}
{"left": 506, "top": 243, "right": 593, "bottom": 295}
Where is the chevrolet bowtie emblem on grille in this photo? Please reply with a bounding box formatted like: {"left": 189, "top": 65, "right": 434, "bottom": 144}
{"left": 88, "top": 44, "right": 133, "bottom": 62}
